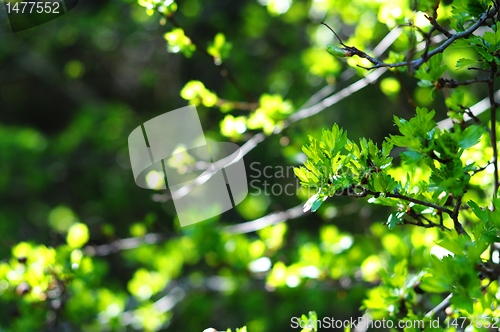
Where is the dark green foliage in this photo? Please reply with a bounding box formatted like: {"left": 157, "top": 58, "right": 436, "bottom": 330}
{"left": 2, "top": 0, "right": 500, "bottom": 331}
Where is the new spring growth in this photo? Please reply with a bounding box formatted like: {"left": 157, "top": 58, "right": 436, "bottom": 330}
{"left": 321, "top": 22, "right": 352, "bottom": 58}
{"left": 326, "top": 44, "right": 350, "bottom": 58}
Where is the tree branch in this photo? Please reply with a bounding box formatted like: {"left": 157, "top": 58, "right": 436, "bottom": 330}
{"left": 223, "top": 204, "right": 307, "bottom": 234}
{"left": 438, "top": 77, "right": 490, "bottom": 88}
{"left": 84, "top": 233, "right": 168, "bottom": 256}
{"left": 352, "top": 7, "right": 497, "bottom": 72}
{"left": 451, "top": 195, "right": 467, "bottom": 235}
{"left": 488, "top": 62, "right": 499, "bottom": 197}
{"left": 216, "top": 98, "right": 259, "bottom": 111}
{"left": 425, "top": 293, "right": 452, "bottom": 318}
{"left": 385, "top": 191, "right": 454, "bottom": 215}
{"left": 401, "top": 217, "right": 450, "bottom": 231}
{"left": 425, "top": 14, "right": 452, "bottom": 38}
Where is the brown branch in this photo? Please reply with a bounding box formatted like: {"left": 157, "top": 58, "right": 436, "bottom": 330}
{"left": 385, "top": 191, "right": 454, "bottom": 215}
{"left": 471, "top": 161, "right": 494, "bottom": 175}
{"left": 401, "top": 218, "right": 450, "bottom": 231}
{"left": 321, "top": 22, "right": 347, "bottom": 46}
{"left": 468, "top": 66, "right": 492, "bottom": 73}
{"left": 463, "top": 106, "right": 490, "bottom": 130}
{"left": 339, "top": 186, "right": 455, "bottom": 216}
{"left": 403, "top": 207, "right": 451, "bottom": 231}
{"left": 488, "top": 62, "right": 500, "bottom": 198}
{"left": 84, "top": 233, "right": 169, "bottom": 256}
{"left": 216, "top": 99, "right": 259, "bottom": 111}
{"left": 223, "top": 204, "right": 307, "bottom": 234}
{"left": 351, "top": 7, "right": 497, "bottom": 72}
{"left": 451, "top": 195, "right": 467, "bottom": 235}
{"left": 340, "top": 186, "right": 470, "bottom": 236}
{"left": 337, "top": 186, "right": 468, "bottom": 233}
{"left": 438, "top": 77, "right": 490, "bottom": 88}
{"left": 425, "top": 14, "right": 452, "bottom": 38}
{"left": 429, "top": 150, "right": 452, "bottom": 164}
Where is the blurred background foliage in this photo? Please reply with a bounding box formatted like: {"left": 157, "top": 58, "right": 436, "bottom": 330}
{"left": 0, "top": 0, "right": 495, "bottom": 331}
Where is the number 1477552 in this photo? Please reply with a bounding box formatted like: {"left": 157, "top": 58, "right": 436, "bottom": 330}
{"left": 5, "top": 1, "right": 61, "bottom": 14}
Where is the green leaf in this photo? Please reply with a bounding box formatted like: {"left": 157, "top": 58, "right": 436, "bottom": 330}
{"left": 390, "top": 108, "right": 437, "bottom": 150}
{"left": 415, "top": 53, "right": 447, "bottom": 82}
{"left": 473, "top": 45, "right": 494, "bottom": 62}
{"left": 303, "top": 194, "right": 325, "bottom": 213}
{"left": 386, "top": 212, "right": 404, "bottom": 229}
{"left": 164, "top": 28, "right": 196, "bottom": 57}
{"left": 321, "top": 124, "right": 348, "bottom": 155}
{"left": 417, "top": 79, "right": 434, "bottom": 87}
{"left": 207, "top": 33, "right": 232, "bottom": 64}
{"left": 308, "top": 311, "right": 318, "bottom": 331}
{"left": 311, "top": 198, "right": 324, "bottom": 212}
{"left": 437, "top": 232, "right": 464, "bottom": 256}
{"left": 180, "top": 80, "right": 218, "bottom": 107}
{"left": 67, "top": 223, "right": 90, "bottom": 249}
{"left": 388, "top": 135, "right": 421, "bottom": 149}
{"left": 450, "top": 293, "right": 474, "bottom": 314}
{"left": 417, "top": 0, "right": 440, "bottom": 13}
{"left": 420, "top": 274, "right": 451, "bottom": 293}
{"left": 401, "top": 150, "right": 424, "bottom": 164}
{"left": 368, "top": 197, "right": 400, "bottom": 207}
{"left": 371, "top": 173, "right": 397, "bottom": 193}
{"left": 482, "top": 25, "right": 500, "bottom": 53}
{"left": 468, "top": 200, "right": 488, "bottom": 221}
{"left": 458, "top": 125, "right": 485, "bottom": 148}
{"left": 455, "top": 58, "right": 476, "bottom": 70}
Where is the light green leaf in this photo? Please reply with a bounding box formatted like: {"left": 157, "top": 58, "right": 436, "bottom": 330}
{"left": 458, "top": 125, "right": 485, "bottom": 148}
{"left": 386, "top": 212, "right": 404, "bottom": 229}
{"left": 455, "top": 58, "right": 476, "bottom": 70}
{"left": 401, "top": 150, "right": 424, "bottom": 164}
{"left": 450, "top": 293, "right": 474, "bottom": 314}
{"left": 67, "top": 223, "right": 90, "bottom": 249}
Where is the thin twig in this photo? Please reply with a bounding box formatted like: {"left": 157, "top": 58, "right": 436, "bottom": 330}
{"left": 356, "top": 7, "right": 497, "bottom": 72}
{"left": 223, "top": 204, "right": 307, "bottom": 234}
{"left": 402, "top": 218, "right": 450, "bottom": 231}
{"left": 438, "top": 77, "right": 490, "bottom": 88}
{"left": 463, "top": 106, "right": 490, "bottom": 130}
{"left": 216, "top": 99, "right": 259, "bottom": 111}
{"left": 336, "top": 186, "right": 464, "bottom": 232}
{"left": 451, "top": 195, "right": 467, "bottom": 235}
{"left": 321, "top": 22, "right": 346, "bottom": 46}
{"left": 488, "top": 62, "right": 499, "bottom": 197}
{"left": 84, "top": 233, "right": 168, "bottom": 256}
{"left": 386, "top": 191, "right": 454, "bottom": 215}
{"left": 425, "top": 14, "right": 452, "bottom": 38}
{"left": 437, "top": 89, "right": 500, "bottom": 129}
{"left": 425, "top": 293, "right": 452, "bottom": 317}
{"left": 471, "top": 161, "right": 494, "bottom": 175}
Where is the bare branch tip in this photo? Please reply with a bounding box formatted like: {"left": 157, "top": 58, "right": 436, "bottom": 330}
{"left": 321, "top": 22, "right": 345, "bottom": 46}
